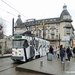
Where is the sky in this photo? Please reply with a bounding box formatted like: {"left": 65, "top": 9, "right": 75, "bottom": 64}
{"left": 0, "top": 0, "right": 75, "bottom": 36}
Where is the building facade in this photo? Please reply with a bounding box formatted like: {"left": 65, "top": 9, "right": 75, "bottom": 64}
{"left": 14, "top": 5, "right": 74, "bottom": 48}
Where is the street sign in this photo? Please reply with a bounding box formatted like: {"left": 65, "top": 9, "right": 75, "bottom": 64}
{"left": 61, "top": 36, "right": 70, "bottom": 41}
{"left": 40, "top": 22, "right": 45, "bottom": 26}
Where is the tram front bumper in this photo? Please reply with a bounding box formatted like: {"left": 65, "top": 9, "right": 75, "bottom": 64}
{"left": 11, "top": 56, "right": 23, "bottom": 60}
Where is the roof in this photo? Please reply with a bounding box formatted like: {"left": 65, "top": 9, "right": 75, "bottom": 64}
{"left": 16, "top": 15, "right": 22, "bottom": 26}
{"left": 14, "top": 31, "right": 35, "bottom": 37}
{"left": 60, "top": 5, "right": 71, "bottom": 20}
{"left": 22, "top": 17, "right": 60, "bottom": 26}
{"left": 15, "top": 5, "right": 72, "bottom": 27}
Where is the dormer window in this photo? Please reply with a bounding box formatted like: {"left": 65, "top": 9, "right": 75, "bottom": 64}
{"left": 63, "top": 15, "right": 71, "bottom": 19}
{"left": 67, "top": 15, "right": 71, "bottom": 19}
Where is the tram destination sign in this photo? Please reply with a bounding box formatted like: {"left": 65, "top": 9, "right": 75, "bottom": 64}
{"left": 14, "top": 35, "right": 22, "bottom": 38}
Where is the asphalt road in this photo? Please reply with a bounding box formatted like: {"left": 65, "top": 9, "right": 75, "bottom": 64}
{"left": 0, "top": 57, "right": 45, "bottom": 75}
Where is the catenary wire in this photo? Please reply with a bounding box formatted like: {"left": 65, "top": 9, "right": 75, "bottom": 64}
{"left": 1, "top": 0, "right": 28, "bottom": 19}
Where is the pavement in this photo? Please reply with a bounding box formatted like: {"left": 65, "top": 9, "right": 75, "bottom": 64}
{"left": 16, "top": 56, "right": 75, "bottom": 75}
{"left": 0, "top": 54, "right": 12, "bottom": 58}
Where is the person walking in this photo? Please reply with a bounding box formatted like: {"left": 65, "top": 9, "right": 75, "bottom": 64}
{"left": 56, "top": 46, "right": 60, "bottom": 58}
{"left": 64, "top": 47, "right": 68, "bottom": 60}
{"left": 73, "top": 47, "right": 75, "bottom": 57}
{"left": 54, "top": 47, "right": 57, "bottom": 56}
{"left": 70, "top": 47, "right": 73, "bottom": 57}
{"left": 49, "top": 46, "right": 54, "bottom": 54}
{"left": 66, "top": 46, "right": 72, "bottom": 62}
{"left": 60, "top": 45, "right": 65, "bottom": 63}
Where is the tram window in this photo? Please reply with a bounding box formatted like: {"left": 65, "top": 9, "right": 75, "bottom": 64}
{"left": 12, "top": 39, "right": 24, "bottom": 48}
{"left": 30, "top": 37, "right": 35, "bottom": 45}
{"left": 30, "top": 40, "right": 33, "bottom": 45}
{"left": 30, "top": 40, "right": 34, "bottom": 45}
{"left": 43, "top": 45, "right": 45, "bottom": 48}
{"left": 23, "top": 40, "right": 29, "bottom": 48}
{"left": 39, "top": 45, "right": 42, "bottom": 49}
{"left": 35, "top": 40, "right": 39, "bottom": 50}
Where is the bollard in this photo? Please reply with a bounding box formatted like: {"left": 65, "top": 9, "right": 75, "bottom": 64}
{"left": 40, "top": 60, "right": 43, "bottom": 67}
{"left": 62, "top": 62, "right": 65, "bottom": 71}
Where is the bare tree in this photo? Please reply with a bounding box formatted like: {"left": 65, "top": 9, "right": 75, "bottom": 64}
{"left": 0, "top": 17, "right": 7, "bottom": 39}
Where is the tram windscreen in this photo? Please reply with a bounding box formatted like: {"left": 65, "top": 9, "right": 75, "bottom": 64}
{"left": 12, "top": 39, "right": 24, "bottom": 48}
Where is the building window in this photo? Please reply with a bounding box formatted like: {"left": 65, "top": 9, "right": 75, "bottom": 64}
{"left": 56, "top": 24, "right": 58, "bottom": 27}
{"left": 45, "top": 20, "right": 48, "bottom": 22}
{"left": 51, "top": 25, "right": 55, "bottom": 28}
{"left": 54, "top": 19, "right": 56, "bottom": 21}
{"left": 56, "top": 35, "right": 58, "bottom": 39}
{"left": 51, "top": 30, "right": 55, "bottom": 34}
{"left": 51, "top": 35, "right": 54, "bottom": 39}
{"left": 67, "top": 28, "right": 70, "bottom": 31}
{"left": 56, "top": 29, "right": 58, "bottom": 32}
{"left": 66, "top": 28, "right": 70, "bottom": 33}
{"left": 38, "top": 30, "right": 41, "bottom": 37}
{"left": 50, "top": 19, "right": 52, "bottom": 21}
{"left": 48, "top": 35, "right": 50, "bottom": 39}
{"left": 63, "top": 15, "right": 71, "bottom": 20}
{"left": 67, "top": 34, "right": 70, "bottom": 36}
{"left": 48, "top": 30, "right": 49, "bottom": 32}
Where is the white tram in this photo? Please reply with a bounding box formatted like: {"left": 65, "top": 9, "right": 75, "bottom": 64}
{"left": 11, "top": 31, "right": 50, "bottom": 62}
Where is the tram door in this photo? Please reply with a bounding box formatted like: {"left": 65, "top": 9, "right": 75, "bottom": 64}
{"left": 23, "top": 39, "right": 29, "bottom": 62}
{"left": 30, "top": 37, "right": 35, "bottom": 59}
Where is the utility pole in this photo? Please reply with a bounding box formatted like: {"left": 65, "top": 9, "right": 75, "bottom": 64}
{"left": 12, "top": 18, "right": 14, "bottom": 36}
{"left": 43, "top": 25, "right": 44, "bottom": 39}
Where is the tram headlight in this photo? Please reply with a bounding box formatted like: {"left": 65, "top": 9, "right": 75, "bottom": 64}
{"left": 18, "top": 50, "right": 21, "bottom": 52}
{"left": 12, "top": 50, "right": 14, "bottom": 52}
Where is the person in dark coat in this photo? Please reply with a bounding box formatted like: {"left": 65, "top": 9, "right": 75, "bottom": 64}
{"left": 60, "top": 45, "right": 65, "bottom": 63}
{"left": 66, "top": 46, "right": 72, "bottom": 62}
{"left": 73, "top": 47, "right": 75, "bottom": 57}
{"left": 49, "top": 46, "right": 54, "bottom": 54}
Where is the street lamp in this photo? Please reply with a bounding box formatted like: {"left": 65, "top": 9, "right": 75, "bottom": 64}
{"left": 59, "top": 34, "right": 60, "bottom": 46}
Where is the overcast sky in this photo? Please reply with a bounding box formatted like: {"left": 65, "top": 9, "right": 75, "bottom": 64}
{"left": 0, "top": 0, "right": 75, "bottom": 36}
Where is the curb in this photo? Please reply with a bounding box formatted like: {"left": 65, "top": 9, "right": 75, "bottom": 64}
{"left": 16, "top": 67, "right": 51, "bottom": 75}
{"left": 0, "top": 54, "right": 12, "bottom": 58}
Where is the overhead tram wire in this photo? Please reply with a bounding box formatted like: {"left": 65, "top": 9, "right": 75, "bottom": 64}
{"left": 0, "top": 8, "right": 25, "bottom": 21}
{"left": 0, "top": 8, "right": 17, "bottom": 17}
{"left": 1, "top": 0, "right": 28, "bottom": 19}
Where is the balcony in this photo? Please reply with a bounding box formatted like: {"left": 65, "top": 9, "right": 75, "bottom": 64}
{"left": 66, "top": 30, "right": 70, "bottom": 34}
{"left": 50, "top": 26, "right": 56, "bottom": 29}
{"left": 49, "top": 37, "right": 59, "bottom": 41}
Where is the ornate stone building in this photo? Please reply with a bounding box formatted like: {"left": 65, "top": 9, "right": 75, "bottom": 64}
{"left": 14, "top": 5, "right": 74, "bottom": 47}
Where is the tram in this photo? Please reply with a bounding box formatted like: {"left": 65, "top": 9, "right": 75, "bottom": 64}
{"left": 11, "top": 31, "right": 50, "bottom": 62}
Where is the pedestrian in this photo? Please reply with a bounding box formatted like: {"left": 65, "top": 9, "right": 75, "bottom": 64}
{"left": 73, "top": 47, "right": 75, "bottom": 57}
{"left": 60, "top": 45, "right": 65, "bottom": 63}
{"left": 70, "top": 46, "right": 73, "bottom": 57}
{"left": 56, "top": 46, "right": 60, "bottom": 58}
{"left": 66, "top": 46, "right": 72, "bottom": 62}
{"left": 49, "top": 46, "right": 54, "bottom": 54}
{"left": 70, "top": 47, "right": 73, "bottom": 52}
{"left": 64, "top": 47, "right": 66, "bottom": 53}
{"left": 54, "top": 47, "right": 57, "bottom": 56}
{"left": 64, "top": 47, "right": 68, "bottom": 60}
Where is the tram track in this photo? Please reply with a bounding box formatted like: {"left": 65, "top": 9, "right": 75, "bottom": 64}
{"left": 0, "top": 64, "right": 17, "bottom": 72}
{"left": 0, "top": 57, "right": 23, "bottom": 73}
